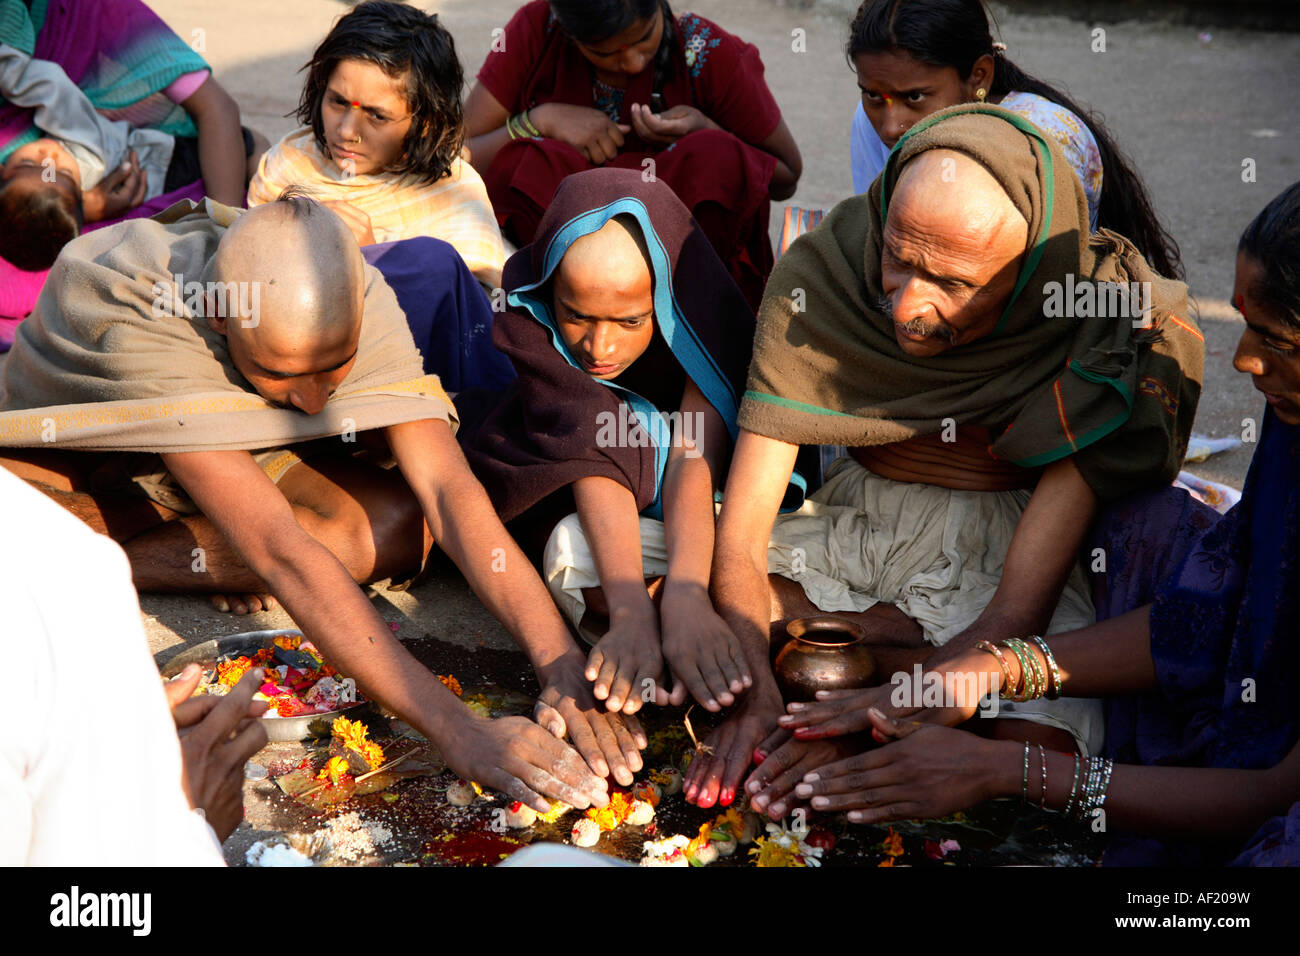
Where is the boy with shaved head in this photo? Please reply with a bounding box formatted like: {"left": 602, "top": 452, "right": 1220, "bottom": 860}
{"left": 0, "top": 194, "right": 645, "bottom": 810}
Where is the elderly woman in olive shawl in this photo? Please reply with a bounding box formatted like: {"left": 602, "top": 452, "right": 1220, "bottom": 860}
{"left": 684, "top": 104, "right": 1202, "bottom": 812}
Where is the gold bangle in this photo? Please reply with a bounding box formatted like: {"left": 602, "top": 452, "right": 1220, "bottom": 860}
{"left": 974, "top": 640, "right": 1014, "bottom": 699}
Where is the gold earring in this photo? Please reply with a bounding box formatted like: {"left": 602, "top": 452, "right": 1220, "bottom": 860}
{"left": 975, "top": 88, "right": 987, "bottom": 102}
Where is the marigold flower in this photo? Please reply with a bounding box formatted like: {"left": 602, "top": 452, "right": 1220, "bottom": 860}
{"left": 216, "top": 656, "right": 254, "bottom": 687}
{"left": 331, "top": 716, "right": 385, "bottom": 767}
{"left": 437, "top": 674, "right": 463, "bottom": 697}
{"left": 316, "top": 756, "right": 351, "bottom": 786}
{"left": 685, "top": 822, "right": 713, "bottom": 860}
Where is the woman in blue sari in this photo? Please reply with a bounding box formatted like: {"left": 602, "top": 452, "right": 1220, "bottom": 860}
{"left": 746, "top": 180, "right": 1300, "bottom": 865}
{"left": 464, "top": 168, "right": 779, "bottom": 720}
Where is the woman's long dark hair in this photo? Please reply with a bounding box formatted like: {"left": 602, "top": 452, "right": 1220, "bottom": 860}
{"left": 549, "top": 0, "right": 677, "bottom": 102}
{"left": 1239, "top": 181, "right": 1300, "bottom": 329}
{"left": 296, "top": 0, "right": 464, "bottom": 184}
{"left": 848, "top": 0, "right": 1184, "bottom": 279}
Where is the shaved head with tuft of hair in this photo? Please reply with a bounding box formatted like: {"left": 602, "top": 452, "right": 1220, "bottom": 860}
{"left": 212, "top": 195, "right": 366, "bottom": 355}
{"left": 205, "top": 196, "right": 368, "bottom": 413}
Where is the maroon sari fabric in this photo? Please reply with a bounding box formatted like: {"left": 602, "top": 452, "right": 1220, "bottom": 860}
{"left": 476, "top": 2, "right": 782, "bottom": 309}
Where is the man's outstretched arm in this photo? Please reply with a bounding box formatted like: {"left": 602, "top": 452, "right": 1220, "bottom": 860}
{"left": 384, "top": 418, "right": 647, "bottom": 786}
{"left": 683, "top": 429, "right": 799, "bottom": 808}
{"left": 162, "top": 447, "right": 609, "bottom": 812}
{"left": 932, "top": 456, "right": 1099, "bottom": 663}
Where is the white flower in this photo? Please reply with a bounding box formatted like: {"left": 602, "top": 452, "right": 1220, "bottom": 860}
{"left": 764, "top": 821, "right": 825, "bottom": 866}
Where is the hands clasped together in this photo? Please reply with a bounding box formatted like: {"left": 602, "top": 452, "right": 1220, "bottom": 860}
{"left": 529, "top": 101, "right": 720, "bottom": 165}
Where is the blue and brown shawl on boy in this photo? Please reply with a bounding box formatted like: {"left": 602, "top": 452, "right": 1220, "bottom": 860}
{"left": 462, "top": 168, "right": 757, "bottom": 539}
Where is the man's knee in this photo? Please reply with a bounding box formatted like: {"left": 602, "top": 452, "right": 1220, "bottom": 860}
{"left": 282, "top": 462, "right": 425, "bottom": 582}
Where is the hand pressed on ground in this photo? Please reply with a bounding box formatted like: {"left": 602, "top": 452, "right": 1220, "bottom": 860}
{"left": 209, "top": 591, "right": 278, "bottom": 614}
{"left": 793, "top": 708, "right": 998, "bottom": 825}
{"left": 743, "top": 734, "right": 859, "bottom": 820}
{"left": 682, "top": 688, "right": 784, "bottom": 809}
{"left": 660, "top": 588, "right": 751, "bottom": 710}
{"left": 584, "top": 610, "right": 666, "bottom": 715}
{"left": 536, "top": 654, "right": 646, "bottom": 786}
{"left": 439, "top": 714, "right": 611, "bottom": 814}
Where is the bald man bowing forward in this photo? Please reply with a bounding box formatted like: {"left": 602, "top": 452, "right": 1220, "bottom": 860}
{"left": 685, "top": 106, "right": 1203, "bottom": 814}
{"left": 0, "top": 194, "right": 646, "bottom": 809}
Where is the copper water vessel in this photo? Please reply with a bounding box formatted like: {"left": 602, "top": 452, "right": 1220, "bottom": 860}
{"left": 774, "top": 616, "right": 877, "bottom": 702}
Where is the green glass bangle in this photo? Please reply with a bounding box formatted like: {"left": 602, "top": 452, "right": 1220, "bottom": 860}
{"left": 1004, "top": 639, "right": 1040, "bottom": 702}
{"left": 1017, "top": 638, "right": 1047, "bottom": 701}
{"left": 520, "top": 108, "right": 542, "bottom": 137}
{"left": 1003, "top": 640, "right": 1031, "bottom": 701}
{"left": 1028, "top": 634, "right": 1062, "bottom": 700}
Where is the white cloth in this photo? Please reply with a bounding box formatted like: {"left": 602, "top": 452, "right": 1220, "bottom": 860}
{"left": 768, "top": 457, "right": 1103, "bottom": 754}
{"left": 544, "top": 512, "right": 670, "bottom": 642}
{"left": 0, "top": 468, "right": 224, "bottom": 866}
{"left": 0, "top": 43, "right": 173, "bottom": 196}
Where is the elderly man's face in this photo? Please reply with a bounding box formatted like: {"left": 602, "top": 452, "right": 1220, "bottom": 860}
{"left": 880, "top": 157, "right": 1028, "bottom": 358}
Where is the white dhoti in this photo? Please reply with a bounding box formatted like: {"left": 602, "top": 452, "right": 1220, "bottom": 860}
{"left": 543, "top": 513, "right": 671, "bottom": 644}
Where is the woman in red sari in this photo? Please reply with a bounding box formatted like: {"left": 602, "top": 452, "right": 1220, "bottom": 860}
{"left": 465, "top": 0, "right": 802, "bottom": 309}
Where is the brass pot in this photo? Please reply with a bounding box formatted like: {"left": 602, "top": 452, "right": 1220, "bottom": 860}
{"left": 774, "top": 616, "right": 877, "bottom": 702}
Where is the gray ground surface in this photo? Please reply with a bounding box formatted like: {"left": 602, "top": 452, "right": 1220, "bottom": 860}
{"left": 6, "top": 1, "right": 1298, "bottom": 657}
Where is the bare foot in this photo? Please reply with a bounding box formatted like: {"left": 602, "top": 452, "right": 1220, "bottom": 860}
{"left": 210, "top": 592, "right": 278, "bottom": 615}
